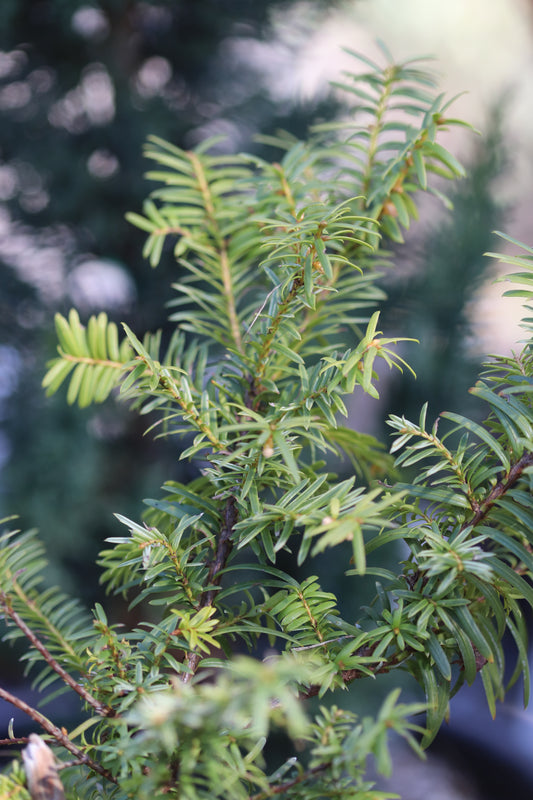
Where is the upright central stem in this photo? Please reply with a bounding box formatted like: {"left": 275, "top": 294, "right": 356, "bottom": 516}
{"left": 183, "top": 495, "right": 238, "bottom": 681}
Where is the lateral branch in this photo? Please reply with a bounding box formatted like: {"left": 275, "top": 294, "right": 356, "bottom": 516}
{"left": 0, "top": 595, "right": 115, "bottom": 718}
{"left": 466, "top": 451, "right": 533, "bottom": 530}
{"left": 0, "top": 686, "right": 117, "bottom": 785}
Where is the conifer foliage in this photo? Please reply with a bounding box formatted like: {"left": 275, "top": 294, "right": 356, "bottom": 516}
{"left": 2, "top": 50, "right": 533, "bottom": 799}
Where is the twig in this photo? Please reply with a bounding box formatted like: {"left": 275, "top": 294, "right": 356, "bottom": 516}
{"left": 188, "top": 150, "right": 243, "bottom": 353}
{"left": 183, "top": 495, "right": 237, "bottom": 680}
{"left": 298, "top": 646, "right": 406, "bottom": 700}
{"left": 248, "top": 762, "right": 330, "bottom": 800}
{"left": 0, "top": 686, "right": 117, "bottom": 785}
{"left": 465, "top": 451, "right": 533, "bottom": 530}
{"left": 56, "top": 758, "right": 86, "bottom": 771}
{"left": 202, "top": 495, "right": 237, "bottom": 607}
{"left": 0, "top": 737, "right": 28, "bottom": 746}
{"left": 0, "top": 594, "right": 115, "bottom": 718}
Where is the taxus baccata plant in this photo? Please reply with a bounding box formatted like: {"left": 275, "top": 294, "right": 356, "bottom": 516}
{"left": 2, "top": 50, "right": 533, "bottom": 799}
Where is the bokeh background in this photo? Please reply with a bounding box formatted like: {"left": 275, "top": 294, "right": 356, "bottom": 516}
{"left": 1, "top": 1, "right": 533, "bottom": 797}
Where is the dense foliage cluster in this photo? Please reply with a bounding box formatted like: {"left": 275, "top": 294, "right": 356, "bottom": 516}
{"left": 1, "top": 50, "right": 533, "bottom": 799}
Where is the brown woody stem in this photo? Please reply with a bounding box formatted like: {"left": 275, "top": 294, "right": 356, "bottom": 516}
{"left": 248, "top": 762, "right": 330, "bottom": 800}
{"left": 183, "top": 495, "right": 238, "bottom": 680}
{"left": 0, "top": 686, "right": 117, "bottom": 784}
{"left": 0, "top": 596, "right": 115, "bottom": 718}
{"left": 465, "top": 451, "right": 533, "bottom": 530}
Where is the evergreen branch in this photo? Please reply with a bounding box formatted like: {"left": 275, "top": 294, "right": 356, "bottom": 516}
{"left": 299, "top": 647, "right": 407, "bottom": 701}
{"left": 42, "top": 310, "right": 133, "bottom": 406}
{"left": 0, "top": 594, "right": 115, "bottom": 718}
{"left": 122, "top": 347, "right": 226, "bottom": 452}
{"left": 8, "top": 579, "right": 83, "bottom": 668}
{"left": 464, "top": 451, "right": 533, "bottom": 530}
{"left": 151, "top": 224, "right": 189, "bottom": 238}
{"left": 298, "top": 587, "right": 325, "bottom": 643}
{"left": 251, "top": 274, "right": 303, "bottom": 401}
{"left": 58, "top": 352, "right": 125, "bottom": 370}
{"left": 157, "top": 368, "right": 224, "bottom": 450}
{"left": 272, "top": 160, "right": 298, "bottom": 216}
{"left": 0, "top": 686, "right": 116, "bottom": 785}
{"left": 152, "top": 537, "right": 199, "bottom": 608}
{"left": 361, "top": 65, "right": 396, "bottom": 200}
{"left": 390, "top": 409, "right": 476, "bottom": 503}
{"left": 220, "top": 242, "right": 243, "bottom": 352}
{"left": 188, "top": 150, "right": 243, "bottom": 352}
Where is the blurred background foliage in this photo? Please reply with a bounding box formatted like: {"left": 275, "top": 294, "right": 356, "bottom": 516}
{"left": 1, "top": 1, "right": 532, "bottom": 794}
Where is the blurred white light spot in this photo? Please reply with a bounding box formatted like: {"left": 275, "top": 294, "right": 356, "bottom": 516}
{"left": 19, "top": 189, "right": 50, "bottom": 213}
{"left": 81, "top": 65, "right": 115, "bottom": 124}
{"left": 0, "top": 50, "right": 27, "bottom": 80}
{"left": 187, "top": 118, "right": 248, "bottom": 152}
{"left": 220, "top": 2, "right": 322, "bottom": 105}
{"left": 68, "top": 260, "right": 136, "bottom": 311}
{"left": 28, "top": 68, "right": 55, "bottom": 94}
{"left": 135, "top": 4, "right": 172, "bottom": 32}
{"left": 0, "top": 166, "right": 18, "bottom": 200}
{"left": 196, "top": 101, "right": 220, "bottom": 118}
{"left": 20, "top": 246, "right": 66, "bottom": 302}
{"left": 87, "top": 149, "right": 119, "bottom": 179}
{"left": 0, "top": 81, "right": 31, "bottom": 110}
{"left": 0, "top": 431, "right": 12, "bottom": 471}
{"left": 87, "top": 412, "right": 127, "bottom": 441}
{"left": 0, "top": 346, "right": 22, "bottom": 399}
{"left": 0, "top": 209, "right": 70, "bottom": 304}
{"left": 48, "top": 64, "right": 115, "bottom": 132}
{"left": 0, "top": 160, "right": 50, "bottom": 212}
{"left": 71, "top": 6, "right": 110, "bottom": 40}
{"left": 16, "top": 300, "right": 46, "bottom": 330}
{"left": 0, "top": 207, "right": 9, "bottom": 234}
{"left": 156, "top": 76, "right": 190, "bottom": 112}
{"left": 135, "top": 56, "right": 172, "bottom": 98}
